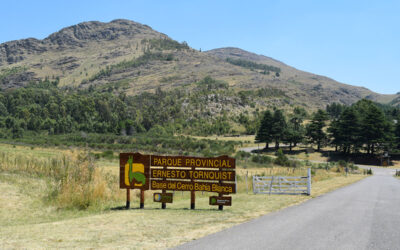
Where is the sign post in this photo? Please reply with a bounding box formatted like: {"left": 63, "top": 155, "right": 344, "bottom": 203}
{"left": 140, "top": 190, "right": 144, "bottom": 209}
{"left": 126, "top": 188, "right": 130, "bottom": 209}
{"left": 162, "top": 165, "right": 167, "bottom": 209}
{"left": 191, "top": 165, "right": 195, "bottom": 210}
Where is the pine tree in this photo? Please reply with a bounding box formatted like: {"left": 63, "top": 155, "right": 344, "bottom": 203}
{"left": 270, "top": 109, "right": 287, "bottom": 149}
{"left": 255, "top": 110, "right": 273, "bottom": 149}
{"left": 360, "top": 104, "right": 387, "bottom": 154}
{"left": 334, "top": 107, "right": 361, "bottom": 154}
{"left": 395, "top": 118, "right": 400, "bottom": 149}
{"left": 283, "top": 124, "right": 304, "bottom": 151}
{"left": 306, "top": 109, "right": 328, "bottom": 151}
{"left": 284, "top": 114, "right": 305, "bottom": 151}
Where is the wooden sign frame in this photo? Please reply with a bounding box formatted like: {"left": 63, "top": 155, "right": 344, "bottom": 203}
{"left": 120, "top": 153, "right": 236, "bottom": 210}
{"left": 153, "top": 193, "right": 173, "bottom": 203}
{"left": 209, "top": 196, "right": 232, "bottom": 206}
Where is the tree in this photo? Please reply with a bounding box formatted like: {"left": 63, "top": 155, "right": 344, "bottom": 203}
{"left": 287, "top": 107, "right": 306, "bottom": 149}
{"left": 255, "top": 110, "right": 273, "bottom": 149}
{"left": 306, "top": 109, "right": 328, "bottom": 151}
{"left": 292, "top": 106, "right": 308, "bottom": 120}
{"left": 284, "top": 122, "right": 305, "bottom": 151}
{"left": 0, "top": 102, "right": 8, "bottom": 116}
{"left": 326, "top": 103, "right": 345, "bottom": 120}
{"left": 270, "top": 109, "right": 287, "bottom": 149}
{"left": 395, "top": 118, "right": 400, "bottom": 149}
{"left": 360, "top": 104, "right": 389, "bottom": 154}
{"left": 329, "top": 107, "right": 360, "bottom": 154}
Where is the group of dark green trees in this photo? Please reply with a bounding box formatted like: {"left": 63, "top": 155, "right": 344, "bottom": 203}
{"left": 0, "top": 80, "right": 185, "bottom": 139}
{"left": 255, "top": 107, "right": 307, "bottom": 150}
{"left": 0, "top": 76, "right": 240, "bottom": 139}
{"left": 256, "top": 99, "right": 400, "bottom": 155}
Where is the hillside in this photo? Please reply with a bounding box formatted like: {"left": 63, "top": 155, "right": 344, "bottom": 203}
{"left": 0, "top": 19, "right": 398, "bottom": 110}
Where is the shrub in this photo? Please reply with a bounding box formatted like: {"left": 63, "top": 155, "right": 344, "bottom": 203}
{"left": 235, "top": 151, "right": 251, "bottom": 160}
{"left": 251, "top": 154, "right": 273, "bottom": 164}
{"left": 274, "top": 149, "right": 289, "bottom": 166}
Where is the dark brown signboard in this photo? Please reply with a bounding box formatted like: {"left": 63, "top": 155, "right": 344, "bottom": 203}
{"left": 209, "top": 196, "right": 232, "bottom": 206}
{"left": 120, "top": 153, "right": 236, "bottom": 209}
{"left": 151, "top": 180, "right": 235, "bottom": 194}
{"left": 119, "top": 152, "right": 150, "bottom": 190}
{"left": 153, "top": 193, "right": 173, "bottom": 203}
{"left": 151, "top": 155, "right": 235, "bottom": 169}
{"left": 150, "top": 169, "right": 235, "bottom": 181}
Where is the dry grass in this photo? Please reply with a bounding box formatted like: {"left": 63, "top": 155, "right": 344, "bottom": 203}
{"left": 0, "top": 144, "right": 366, "bottom": 249}
{"left": 0, "top": 148, "right": 121, "bottom": 210}
{"left": 388, "top": 160, "right": 400, "bottom": 169}
{"left": 0, "top": 174, "right": 364, "bottom": 249}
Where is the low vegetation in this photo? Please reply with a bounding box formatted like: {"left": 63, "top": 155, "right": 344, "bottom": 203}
{"left": 86, "top": 51, "right": 175, "bottom": 83}
{"left": 226, "top": 57, "right": 281, "bottom": 76}
{"left": 0, "top": 150, "right": 118, "bottom": 210}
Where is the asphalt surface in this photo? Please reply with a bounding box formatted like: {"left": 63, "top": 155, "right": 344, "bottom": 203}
{"left": 176, "top": 167, "right": 400, "bottom": 250}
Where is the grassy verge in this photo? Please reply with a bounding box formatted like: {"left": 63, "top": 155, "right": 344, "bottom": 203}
{"left": 0, "top": 144, "right": 366, "bottom": 249}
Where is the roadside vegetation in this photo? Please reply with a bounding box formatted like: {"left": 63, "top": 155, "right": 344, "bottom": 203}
{"left": 255, "top": 100, "right": 400, "bottom": 165}
{"left": 0, "top": 143, "right": 365, "bottom": 248}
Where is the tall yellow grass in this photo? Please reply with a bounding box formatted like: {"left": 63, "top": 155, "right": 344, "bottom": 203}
{"left": 0, "top": 151, "right": 119, "bottom": 209}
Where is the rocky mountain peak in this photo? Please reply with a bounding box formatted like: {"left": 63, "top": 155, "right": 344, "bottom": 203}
{"left": 44, "top": 19, "right": 155, "bottom": 46}
{"left": 0, "top": 19, "right": 164, "bottom": 65}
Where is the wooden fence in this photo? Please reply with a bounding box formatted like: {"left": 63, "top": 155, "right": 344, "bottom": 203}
{"left": 253, "top": 168, "right": 311, "bottom": 195}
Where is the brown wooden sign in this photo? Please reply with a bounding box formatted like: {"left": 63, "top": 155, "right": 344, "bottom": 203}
{"left": 153, "top": 193, "right": 173, "bottom": 203}
{"left": 119, "top": 153, "right": 150, "bottom": 190}
{"left": 150, "top": 169, "right": 235, "bottom": 181}
{"left": 209, "top": 196, "right": 232, "bottom": 206}
{"left": 120, "top": 153, "right": 236, "bottom": 209}
{"left": 151, "top": 180, "right": 235, "bottom": 194}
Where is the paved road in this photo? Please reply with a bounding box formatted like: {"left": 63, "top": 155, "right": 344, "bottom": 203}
{"left": 176, "top": 167, "right": 400, "bottom": 250}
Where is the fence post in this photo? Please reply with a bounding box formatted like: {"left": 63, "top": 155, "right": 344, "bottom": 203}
{"left": 278, "top": 177, "right": 281, "bottom": 193}
{"left": 269, "top": 176, "right": 274, "bottom": 195}
{"left": 252, "top": 175, "right": 256, "bottom": 194}
{"left": 307, "top": 168, "right": 311, "bottom": 196}
{"left": 235, "top": 173, "right": 237, "bottom": 193}
{"left": 246, "top": 171, "right": 248, "bottom": 194}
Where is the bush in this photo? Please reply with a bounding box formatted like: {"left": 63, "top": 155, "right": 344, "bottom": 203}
{"left": 251, "top": 154, "right": 273, "bottom": 164}
{"left": 235, "top": 151, "right": 252, "bottom": 160}
{"left": 362, "top": 168, "right": 373, "bottom": 175}
{"left": 274, "top": 149, "right": 289, "bottom": 166}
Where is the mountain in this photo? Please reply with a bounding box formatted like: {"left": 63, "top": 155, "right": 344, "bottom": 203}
{"left": 0, "top": 19, "right": 398, "bottom": 109}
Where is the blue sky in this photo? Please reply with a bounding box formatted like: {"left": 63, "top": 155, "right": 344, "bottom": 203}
{"left": 1, "top": 0, "right": 399, "bottom": 94}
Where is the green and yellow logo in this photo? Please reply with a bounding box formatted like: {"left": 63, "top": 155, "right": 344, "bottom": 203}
{"left": 124, "top": 156, "right": 146, "bottom": 187}
{"left": 154, "top": 193, "right": 162, "bottom": 202}
{"left": 210, "top": 197, "right": 217, "bottom": 205}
